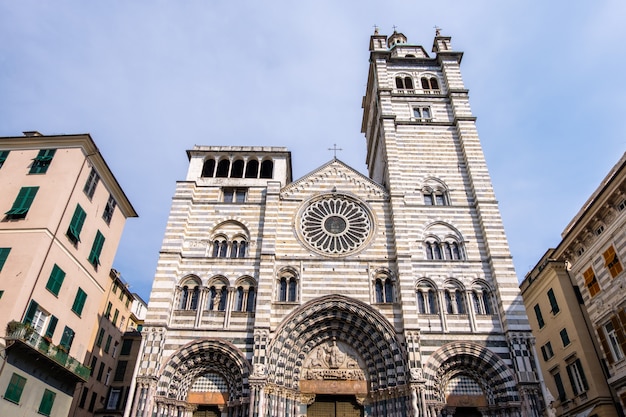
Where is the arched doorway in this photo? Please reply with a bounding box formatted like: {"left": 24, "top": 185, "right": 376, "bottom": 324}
{"left": 308, "top": 395, "right": 363, "bottom": 417}
{"left": 193, "top": 405, "right": 222, "bottom": 417}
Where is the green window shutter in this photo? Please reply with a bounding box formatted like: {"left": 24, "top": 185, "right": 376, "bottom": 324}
{"left": 6, "top": 186, "right": 39, "bottom": 217}
{"left": 0, "top": 247, "right": 10, "bottom": 271}
{"left": 104, "top": 335, "right": 112, "bottom": 353}
{"left": 72, "top": 288, "right": 87, "bottom": 316}
{"left": 29, "top": 149, "right": 56, "bottom": 174}
{"left": 67, "top": 204, "right": 86, "bottom": 243}
{"left": 45, "top": 315, "right": 58, "bottom": 339}
{"left": 88, "top": 231, "right": 105, "bottom": 267}
{"left": 0, "top": 150, "right": 9, "bottom": 168}
{"left": 59, "top": 326, "right": 75, "bottom": 350}
{"left": 45, "top": 264, "right": 66, "bottom": 296}
{"left": 38, "top": 389, "right": 56, "bottom": 415}
{"left": 4, "top": 373, "right": 27, "bottom": 403}
{"left": 23, "top": 299, "right": 39, "bottom": 325}
{"left": 96, "top": 328, "right": 105, "bottom": 346}
{"left": 547, "top": 288, "right": 560, "bottom": 314}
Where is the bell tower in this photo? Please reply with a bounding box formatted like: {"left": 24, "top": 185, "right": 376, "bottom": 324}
{"left": 361, "top": 29, "right": 545, "bottom": 415}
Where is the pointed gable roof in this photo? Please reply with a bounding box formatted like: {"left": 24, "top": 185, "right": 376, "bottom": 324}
{"left": 281, "top": 158, "right": 388, "bottom": 199}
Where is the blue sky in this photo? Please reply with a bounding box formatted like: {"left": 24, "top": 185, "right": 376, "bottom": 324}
{"left": 1, "top": 1, "right": 625, "bottom": 302}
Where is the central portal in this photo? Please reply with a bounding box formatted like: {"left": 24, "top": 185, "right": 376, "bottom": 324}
{"left": 307, "top": 395, "right": 363, "bottom": 417}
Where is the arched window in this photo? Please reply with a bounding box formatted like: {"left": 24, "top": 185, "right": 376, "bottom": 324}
{"left": 231, "top": 160, "right": 244, "bottom": 178}
{"left": 423, "top": 188, "right": 449, "bottom": 206}
{"left": 260, "top": 160, "right": 273, "bottom": 179}
{"left": 417, "top": 282, "right": 438, "bottom": 314}
{"left": 279, "top": 277, "right": 287, "bottom": 301}
{"left": 179, "top": 286, "right": 188, "bottom": 310}
{"left": 230, "top": 238, "right": 247, "bottom": 258}
{"left": 245, "top": 159, "right": 258, "bottom": 178}
{"left": 202, "top": 159, "right": 215, "bottom": 177}
{"left": 288, "top": 278, "right": 297, "bottom": 302}
{"left": 216, "top": 159, "right": 230, "bottom": 177}
{"left": 433, "top": 243, "right": 442, "bottom": 260}
{"left": 208, "top": 285, "right": 227, "bottom": 311}
{"left": 178, "top": 279, "right": 200, "bottom": 310}
{"left": 421, "top": 76, "right": 440, "bottom": 92}
{"left": 246, "top": 287, "right": 256, "bottom": 312}
{"left": 374, "top": 276, "right": 394, "bottom": 304}
{"left": 212, "top": 238, "right": 228, "bottom": 258}
{"left": 472, "top": 286, "right": 494, "bottom": 315}
{"left": 395, "top": 76, "right": 414, "bottom": 90}
{"left": 445, "top": 286, "right": 466, "bottom": 314}
{"left": 236, "top": 287, "right": 244, "bottom": 311}
{"left": 277, "top": 270, "right": 298, "bottom": 302}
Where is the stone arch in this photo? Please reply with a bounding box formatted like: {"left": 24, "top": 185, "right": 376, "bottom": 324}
{"left": 423, "top": 342, "right": 519, "bottom": 406}
{"left": 266, "top": 294, "right": 408, "bottom": 391}
{"left": 157, "top": 338, "right": 251, "bottom": 402}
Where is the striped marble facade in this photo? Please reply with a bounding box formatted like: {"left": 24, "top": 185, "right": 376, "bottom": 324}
{"left": 130, "top": 31, "right": 543, "bottom": 417}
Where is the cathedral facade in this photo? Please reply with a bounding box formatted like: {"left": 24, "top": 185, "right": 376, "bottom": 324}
{"left": 131, "top": 30, "right": 543, "bottom": 417}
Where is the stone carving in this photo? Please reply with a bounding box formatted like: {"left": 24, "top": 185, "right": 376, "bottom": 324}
{"left": 410, "top": 367, "right": 424, "bottom": 382}
{"left": 303, "top": 338, "right": 366, "bottom": 381}
{"left": 253, "top": 363, "right": 267, "bottom": 376}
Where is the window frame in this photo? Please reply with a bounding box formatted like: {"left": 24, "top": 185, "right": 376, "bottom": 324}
{"left": 67, "top": 204, "right": 87, "bottom": 244}
{"left": 3, "top": 373, "right": 27, "bottom": 404}
{"left": 83, "top": 168, "right": 100, "bottom": 199}
{"left": 5, "top": 186, "right": 39, "bottom": 219}
{"left": 45, "top": 264, "right": 66, "bottom": 296}
{"left": 29, "top": 149, "right": 56, "bottom": 174}
{"left": 88, "top": 230, "right": 105, "bottom": 268}
{"left": 102, "top": 194, "right": 117, "bottom": 225}
{"left": 38, "top": 389, "right": 56, "bottom": 416}
{"left": 59, "top": 326, "right": 75, "bottom": 351}
{"left": 534, "top": 304, "right": 545, "bottom": 329}
{"left": 584, "top": 267, "right": 600, "bottom": 297}
{"left": 547, "top": 288, "right": 560, "bottom": 314}
{"left": 540, "top": 341, "right": 554, "bottom": 361}
{"left": 223, "top": 187, "right": 247, "bottom": 203}
{"left": 0, "top": 150, "right": 9, "bottom": 168}
{"left": 0, "top": 247, "right": 11, "bottom": 272}
{"left": 566, "top": 358, "right": 589, "bottom": 396}
{"left": 603, "top": 245, "right": 623, "bottom": 278}
{"left": 560, "top": 328, "right": 571, "bottom": 347}
{"left": 71, "top": 287, "right": 88, "bottom": 316}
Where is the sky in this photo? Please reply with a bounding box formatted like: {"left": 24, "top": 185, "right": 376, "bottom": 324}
{"left": 1, "top": 1, "right": 625, "bottom": 302}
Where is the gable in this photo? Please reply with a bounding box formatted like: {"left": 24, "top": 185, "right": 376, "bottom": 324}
{"left": 281, "top": 159, "right": 387, "bottom": 201}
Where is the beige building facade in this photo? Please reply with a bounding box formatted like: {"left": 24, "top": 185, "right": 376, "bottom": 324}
{"left": 131, "top": 31, "right": 543, "bottom": 417}
{"left": 521, "top": 152, "right": 626, "bottom": 416}
{"left": 0, "top": 132, "right": 137, "bottom": 417}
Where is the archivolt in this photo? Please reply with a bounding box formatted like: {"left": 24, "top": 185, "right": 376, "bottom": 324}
{"left": 423, "top": 341, "right": 519, "bottom": 405}
{"left": 266, "top": 294, "right": 407, "bottom": 391}
{"left": 157, "top": 338, "right": 251, "bottom": 402}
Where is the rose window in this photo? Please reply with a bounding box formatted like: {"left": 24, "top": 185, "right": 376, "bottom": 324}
{"left": 300, "top": 196, "right": 372, "bottom": 255}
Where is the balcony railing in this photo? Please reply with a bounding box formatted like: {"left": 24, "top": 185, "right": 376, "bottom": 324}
{"left": 6, "top": 325, "right": 90, "bottom": 381}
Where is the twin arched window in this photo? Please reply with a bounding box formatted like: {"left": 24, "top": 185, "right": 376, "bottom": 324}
{"left": 471, "top": 288, "right": 494, "bottom": 315}
{"left": 423, "top": 189, "right": 449, "bottom": 206}
{"left": 417, "top": 282, "right": 438, "bottom": 314}
{"left": 425, "top": 241, "right": 463, "bottom": 261}
{"left": 421, "top": 76, "right": 439, "bottom": 92}
{"left": 212, "top": 237, "right": 248, "bottom": 258}
{"left": 175, "top": 277, "right": 256, "bottom": 314}
{"left": 416, "top": 280, "right": 495, "bottom": 316}
{"left": 395, "top": 76, "right": 414, "bottom": 90}
{"left": 202, "top": 158, "right": 273, "bottom": 179}
{"left": 374, "top": 275, "right": 394, "bottom": 304}
{"left": 179, "top": 281, "right": 200, "bottom": 310}
{"left": 445, "top": 288, "right": 466, "bottom": 314}
{"left": 278, "top": 272, "right": 298, "bottom": 302}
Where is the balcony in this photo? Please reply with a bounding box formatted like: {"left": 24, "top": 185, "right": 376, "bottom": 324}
{"left": 5, "top": 323, "right": 90, "bottom": 381}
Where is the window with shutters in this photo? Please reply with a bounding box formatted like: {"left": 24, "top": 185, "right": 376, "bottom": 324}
{"left": 71, "top": 287, "right": 87, "bottom": 316}
{"left": 599, "top": 315, "right": 626, "bottom": 364}
{"left": 0, "top": 248, "right": 11, "bottom": 272}
{"left": 5, "top": 186, "right": 39, "bottom": 219}
{"left": 566, "top": 358, "right": 588, "bottom": 396}
{"left": 23, "top": 300, "right": 57, "bottom": 339}
{"left": 560, "top": 328, "right": 570, "bottom": 347}
{"left": 534, "top": 304, "right": 545, "bottom": 329}
{"left": 552, "top": 371, "right": 567, "bottom": 401}
{"left": 540, "top": 342, "right": 554, "bottom": 361}
{"left": 38, "top": 389, "right": 56, "bottom": 416}
{"left": 45, "top": 264, "right": 65, "bottom": 296}
{"left": 67, "top": 204, "right": 86, "bottom": 244}
{"left": 0, "top": 150, "right": 9, "bottom": 168}
{"left": 120, "top": 339, "right": 133, "bottom": 355}
{"left": 3, "top": 373, "right": 27, "bottom": 404}
{"left": 104, "top": 335, "right": 112, "bottom": 353}
{"left": 547, "top": 288, "right": 560, "bottom": 314}
{"left": 96, "top": 328, "right": 105, "bottom": 347}
{"left": 603, "top": 245, "right": 623, "bottom": 278}
{"left": 584, "top": 267, "right": 600, "bottom": 297}
{"left": 88, "top": 231, "right": 105, "bottom": 269}
{"left": 102, "top": 194, "right": 117, "bottom": 225}
{"left": 114, "top": 360, "right": 128, "bottom": 381}
{"left": 59, "top": 326, "right": 75, "bottom": 351}
{"left": 29, "top": 149, "right": 56, "bottom": 174}
{"left": 83, "top": 168, "right": 100, "bottom": 199}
